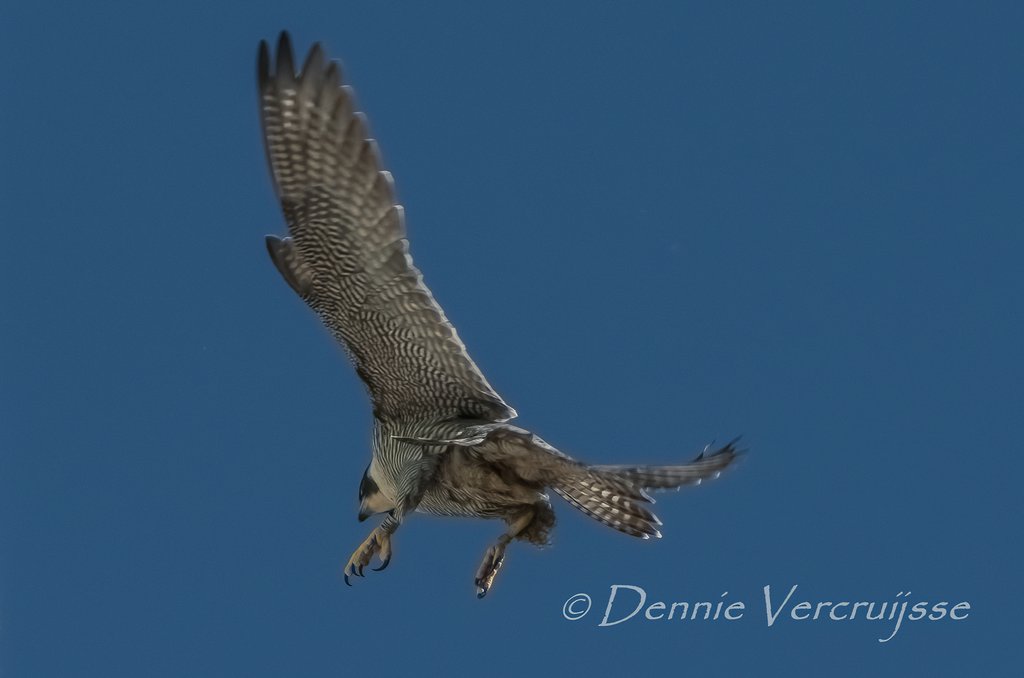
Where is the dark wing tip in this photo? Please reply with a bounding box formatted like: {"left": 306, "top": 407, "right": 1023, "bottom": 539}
{"left": 301, "top": 42, "right": 325, "bottom": 81}
{"left": 257, "top": 40, "right": 271, "bottom": 86}
{"left": 265, "top": 235, "right": 312, "bottom": 297}
{"left": 323, "top": 60, "right": 342, "bottom": 89}
{"left": 276, "top": 31, "right": 295, "bottom": 79}
{"left": 265, "top": 235, "right": 285, "bottom": 267}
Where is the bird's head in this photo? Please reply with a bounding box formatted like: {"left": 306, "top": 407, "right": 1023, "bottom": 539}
{"left": 357, "top": 463, "right": 394, "bottom": 522}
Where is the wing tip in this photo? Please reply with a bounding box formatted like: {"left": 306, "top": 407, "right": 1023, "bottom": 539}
{"left": 275, "top": 31, "right": 295, "bottom": 80}
{"left": 301, "top": 41, "right": 325, "bottom": 82}
{"left": 265, "top": 235, "right": 312, "bottom": 297}
{"left": 257, "top": 39, "right": 271, "bottom": 86}
{"left": 259, "top": 30, "right": 300, "bottom": 86}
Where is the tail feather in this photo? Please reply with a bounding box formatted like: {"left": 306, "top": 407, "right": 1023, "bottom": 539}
{"left": 554, "top": 439, "right": 741, "bottom": 539}
{"left": 592, "top": 438, "right": 741, "bottom": 492}
{"left": 553, "top": 478, "right": 662, "bottom": 539}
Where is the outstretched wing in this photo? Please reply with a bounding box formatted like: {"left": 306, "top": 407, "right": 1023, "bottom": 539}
{"left": 258, "top": 32, "right": 515, "bottom": 422}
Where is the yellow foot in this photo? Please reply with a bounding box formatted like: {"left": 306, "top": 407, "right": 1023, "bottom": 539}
{"left": 474, "top": 543, "right": 507, "bottom": 598}
{"left": 343, "top": 527, "right": 392, "bottom": 586}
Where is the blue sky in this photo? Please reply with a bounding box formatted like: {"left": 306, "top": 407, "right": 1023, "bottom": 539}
{"left": 2, "top": 1, "right": 1021, "bottom": 675}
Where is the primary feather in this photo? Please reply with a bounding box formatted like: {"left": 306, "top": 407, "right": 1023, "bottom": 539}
{"left": 258, "top": 33, "right": 514, "bottom": 423}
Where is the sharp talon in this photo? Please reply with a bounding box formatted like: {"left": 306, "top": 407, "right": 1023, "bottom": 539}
{"left": 343, "top": 527, "right": 391, "bottom": 585}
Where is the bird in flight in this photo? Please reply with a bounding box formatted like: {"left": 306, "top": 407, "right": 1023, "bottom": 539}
{"left": 257, "top": 32, "right": 740, "bottom": 597}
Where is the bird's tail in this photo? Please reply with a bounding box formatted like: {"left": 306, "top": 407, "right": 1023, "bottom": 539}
{"left": 552, "top": 439, "right": 741, "bottom": 540}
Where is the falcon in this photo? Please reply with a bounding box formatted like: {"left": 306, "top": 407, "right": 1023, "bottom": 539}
{"left": 257, "top": 32, "right": 740, "bottom": 597}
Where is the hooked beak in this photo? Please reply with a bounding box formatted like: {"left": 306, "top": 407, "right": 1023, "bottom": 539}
{"left": 358, "top": 507, "right": 371, "bottom": 522}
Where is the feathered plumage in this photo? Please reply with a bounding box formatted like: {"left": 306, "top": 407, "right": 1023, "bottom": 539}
{"left": 259, "top": 33, "right": 513, "bottom": 423}
{"left": 258, "top": 32, "right": 741, "bottom": 597}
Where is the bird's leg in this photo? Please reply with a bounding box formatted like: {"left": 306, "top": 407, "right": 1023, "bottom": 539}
{"left": 474, "top": 535, "right": 510, "bottom": 599}
{"left": 343, "top": 457, "right": 437, "bottom": 587}
{"left": 344, "top": 516, "right": 396, "bottom": 585}
{"left": 475, "top": 508, "right": 534, "bottom": 598}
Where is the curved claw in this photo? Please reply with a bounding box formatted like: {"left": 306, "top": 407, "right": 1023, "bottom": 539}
{"left": 474, "top": 544, "right": 506, "bottom": 599}
{"left": 343, "top": 527, "right": 392, "bottom": 587}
